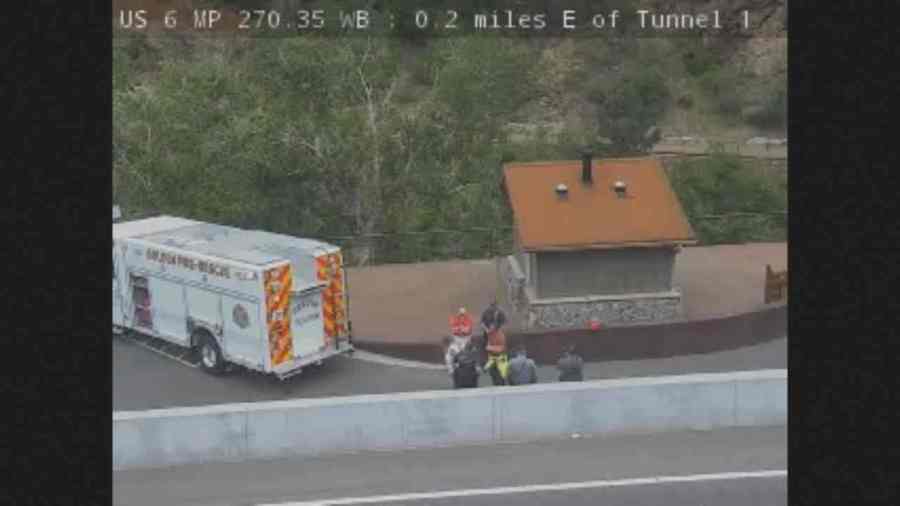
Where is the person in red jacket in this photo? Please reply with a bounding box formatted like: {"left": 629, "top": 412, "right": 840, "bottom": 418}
{"left": 449, "top": 307, "right": 473, "bottom": 338}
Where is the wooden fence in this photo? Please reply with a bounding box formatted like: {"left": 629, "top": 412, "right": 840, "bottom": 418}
{"left": 764, "top": 264, "right": 788, "bottom": 304}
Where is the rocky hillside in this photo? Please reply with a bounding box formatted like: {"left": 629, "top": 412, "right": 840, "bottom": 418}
{"left": 509, "top": 0, "right": 787, "bottom": 148}
{"left": 113, "top": 0, "right": 787, "bottom": 256}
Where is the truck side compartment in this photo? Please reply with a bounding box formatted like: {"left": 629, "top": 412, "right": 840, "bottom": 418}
{"left": 149, "top": 276, "right": 189, "bottom": 346}
{"left": 185, "top": 287, "right": 223, "bottom": 345}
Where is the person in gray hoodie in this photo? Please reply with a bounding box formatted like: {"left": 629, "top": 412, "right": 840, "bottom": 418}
{"left": 507, "top": 345, "right": 538, "bottom": 386}
{"left": 557, "top": 343, "right": 584, "bottom": 382}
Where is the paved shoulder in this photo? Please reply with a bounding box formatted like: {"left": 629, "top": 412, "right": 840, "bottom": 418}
{"left": 114, "top": 336, "right": 786, "bottom": 411}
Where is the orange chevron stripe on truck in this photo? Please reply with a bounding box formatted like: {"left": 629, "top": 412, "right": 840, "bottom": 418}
{"left": 316, "top": 252, "right": 347, "bottom": 346}
{"left": 265, "top": 264, "right": 294, "bottom": 366}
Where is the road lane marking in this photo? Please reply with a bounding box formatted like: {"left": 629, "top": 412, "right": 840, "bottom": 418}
{"left": 256, "top": 469, "right": 787, "bottom": 505}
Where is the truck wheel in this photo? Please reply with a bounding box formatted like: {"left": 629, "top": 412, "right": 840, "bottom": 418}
{"left": 196, "top": 332, "right": 225, "bottom": 375}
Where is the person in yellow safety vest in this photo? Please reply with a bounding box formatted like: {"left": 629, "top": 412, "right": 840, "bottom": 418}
{"left": 481, "top": 301, "right": 509, "bottom": 385}
{"left": 484, "top": 326, "right": 509, "bottom": 385}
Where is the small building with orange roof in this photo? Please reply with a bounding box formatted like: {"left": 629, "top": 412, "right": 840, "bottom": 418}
{"left": 499, "top": 153, "right": 697, "bottom": 330}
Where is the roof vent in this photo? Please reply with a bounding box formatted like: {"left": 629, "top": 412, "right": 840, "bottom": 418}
{"left": 555, "top": 183, "right": 569, "bottom": 198}
{"left": 613, "top": 180, "right": 627, "bottom": 198}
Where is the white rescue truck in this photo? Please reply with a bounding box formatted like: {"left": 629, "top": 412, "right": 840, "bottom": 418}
{"left": 113, "top": 216, "right": 353, "bottom": 379}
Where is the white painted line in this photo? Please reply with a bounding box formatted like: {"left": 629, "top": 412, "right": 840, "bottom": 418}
{"left": 123, "top": 335, "right": 200, "bottom": 369}
{"left": 256, "top": 469, "right": 787, "bottom": 505}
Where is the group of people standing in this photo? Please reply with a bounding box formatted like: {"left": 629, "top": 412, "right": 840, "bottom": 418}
{"left": 443, "top": 301, "right": 584, "bottom": 389}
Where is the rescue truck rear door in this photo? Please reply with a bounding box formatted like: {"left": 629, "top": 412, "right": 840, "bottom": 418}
{"left": 290, "top": 286, "right": 326, "bottom": 359}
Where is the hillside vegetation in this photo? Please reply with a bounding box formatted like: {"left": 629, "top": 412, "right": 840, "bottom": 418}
{"left": 114, "top": 0, "right": 786, "bottom": 263}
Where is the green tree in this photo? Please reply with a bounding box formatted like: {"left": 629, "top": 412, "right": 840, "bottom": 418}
{"left": 595, "top": 67, "right": 669, "bottom": 154}
{"left": 669, "top": 153, "right": 787, "bottom": 244}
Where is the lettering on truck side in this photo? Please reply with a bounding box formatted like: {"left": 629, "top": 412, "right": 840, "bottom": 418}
{"left": 145, "top": 248, "right": 232, "bottom": 279}
{"left": 293, "top": 292, "right": 321, "bottom": 326}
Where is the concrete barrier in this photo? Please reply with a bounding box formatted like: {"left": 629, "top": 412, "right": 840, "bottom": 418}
{"left": 354, "top": 304, "right": 788, "bottom": 364}
{"left": 113, "top": 369, "right": 786, "bottom": 471}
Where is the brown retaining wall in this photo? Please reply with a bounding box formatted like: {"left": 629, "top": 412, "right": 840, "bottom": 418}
{"left": 353, "top": 304, "right": 786, "bottom": 366}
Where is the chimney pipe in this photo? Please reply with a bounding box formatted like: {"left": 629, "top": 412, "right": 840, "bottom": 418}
{"left": 581, "top": 150, "right": 593, "bottom": 184}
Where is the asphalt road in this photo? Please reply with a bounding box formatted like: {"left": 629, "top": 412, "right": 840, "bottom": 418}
{"left": 113, "top": 425, "right": 787, "bottom": 506}
{"left": 113, "top": 335, "right": 786, "bottom": 411}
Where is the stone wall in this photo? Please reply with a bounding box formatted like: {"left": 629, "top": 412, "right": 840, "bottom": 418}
{"left": 527, "top": 293, "right": 682, "bottom": 329}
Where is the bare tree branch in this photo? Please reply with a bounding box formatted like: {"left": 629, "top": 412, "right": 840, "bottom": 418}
{"left": 382, "top": 78, "right": 397, "bottom": 109}
{"left": 297, "top": 136, "right": 325, "bottom": 160}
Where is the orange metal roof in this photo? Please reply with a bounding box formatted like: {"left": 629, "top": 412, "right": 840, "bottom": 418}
{"left": 503, "top": 158, "right": 696, "bottom": 251}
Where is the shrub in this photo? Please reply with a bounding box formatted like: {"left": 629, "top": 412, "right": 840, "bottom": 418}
{"left": 699, "top": 68, "right": 743, "bottom": 116}
{"left": 670, "top": 153, "right": 787, "bottom": 244}
{"left": 681, "top": 39, "right": 720, "bottom": 77}
{"left": 743, "top": 84, "right": 787, "bottom": 129}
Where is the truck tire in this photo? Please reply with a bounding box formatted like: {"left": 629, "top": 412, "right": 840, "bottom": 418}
{"left": 196, "top": 332, "right": 225, "bottom": 375}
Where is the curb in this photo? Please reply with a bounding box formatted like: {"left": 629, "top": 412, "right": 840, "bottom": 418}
{"left": 349, "top": 349, "right": 446, "bottom": 371}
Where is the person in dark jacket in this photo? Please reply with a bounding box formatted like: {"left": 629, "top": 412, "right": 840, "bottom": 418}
{"left": 507, "top": 345, "right": 538, "bottom": 386}
{"left": 452, "top": 341, "right": 480, "bottom": 389}
{"left": 480, "top": 301, "right": 507, "bottom": 339}
{"left": 557, "top": 343, "right": 584, "bottom": 382}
